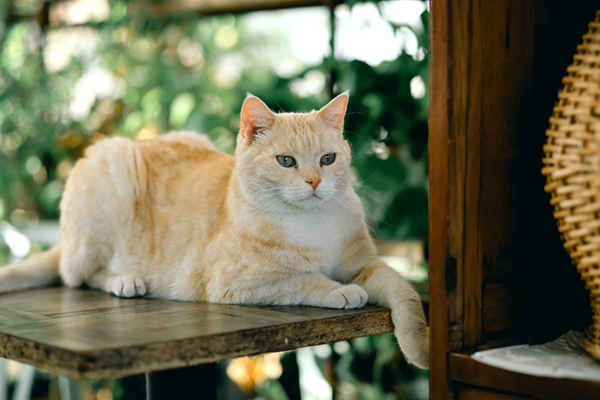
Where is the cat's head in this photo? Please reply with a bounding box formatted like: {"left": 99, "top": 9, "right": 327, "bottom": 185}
{"left": 235, "top": 92, "right": 352, "bottom": 212}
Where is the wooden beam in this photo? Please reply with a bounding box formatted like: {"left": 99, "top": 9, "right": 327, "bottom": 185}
{"left": 455, "top": 385, "right": 533, "bottom": 400}
{"left": 139, "top": 0, "right": 333, "bottom": 17}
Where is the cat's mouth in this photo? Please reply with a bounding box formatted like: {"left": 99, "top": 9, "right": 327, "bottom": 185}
{"left": 286, "top": 191, "right": 330, "bottom": 207}
{"left": 304, "top": 192, "right": 327, "bottom": 203}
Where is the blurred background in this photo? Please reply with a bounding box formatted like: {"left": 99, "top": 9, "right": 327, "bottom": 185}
{"left": 0, "top": 0, "right": 429, "bottom": 399}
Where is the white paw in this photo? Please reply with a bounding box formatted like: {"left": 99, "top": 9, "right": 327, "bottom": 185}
{"left": 326, "top": 285, "right": 368, "bottom": 309}
{"left": 110, "top": 275, "right": 146, "bottom": 298}
{"left": 397, "top": 326, "right": 429, "bottom": 369}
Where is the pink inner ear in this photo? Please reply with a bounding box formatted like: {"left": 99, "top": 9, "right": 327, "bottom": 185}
{"left": 240, "top": 95, "right": 275, "bottom": 142}
{"left": 318, "top": 92, "right": 349, "bottom": 130}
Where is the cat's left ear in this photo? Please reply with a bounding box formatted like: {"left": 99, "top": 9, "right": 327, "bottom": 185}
{"left": 318, "top": 90, "right": 349, "bottom": 131}
{"left": 240, "top": 94, "right": 276, "bottom": 143}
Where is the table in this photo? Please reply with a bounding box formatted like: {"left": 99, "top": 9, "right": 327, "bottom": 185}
{"left": 0, "top": 287, "right": 395, "bottom": 399}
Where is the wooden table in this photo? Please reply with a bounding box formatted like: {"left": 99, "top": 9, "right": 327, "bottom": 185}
{"left": 0, "top": 287, "right": 394, "bottom": 398}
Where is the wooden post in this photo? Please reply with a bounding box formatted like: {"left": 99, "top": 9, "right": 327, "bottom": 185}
{"left": 428, "top": 0, "right": 451, "bottom": 397}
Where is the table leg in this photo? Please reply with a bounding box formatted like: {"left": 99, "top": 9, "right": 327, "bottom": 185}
{"left": 145, "top": 363, "right": 217, "bottom": 400}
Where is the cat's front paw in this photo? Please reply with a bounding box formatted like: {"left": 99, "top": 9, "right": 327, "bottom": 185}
{"left": 397, "top": 326, "right": 429, "bottom": 369}
{"left": 326, "top": 284, "right": 368, "bottom": 309}
{"left": 110, "top": 275, "right": 146, "bottom": 298}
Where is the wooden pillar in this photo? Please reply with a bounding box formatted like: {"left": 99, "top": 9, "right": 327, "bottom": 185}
{"left": 428, "top": 0, "right": 451, "bottom": 398}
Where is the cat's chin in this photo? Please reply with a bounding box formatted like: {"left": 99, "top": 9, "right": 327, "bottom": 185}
{"left": 271, "top": 194, "right": 326, "bottom": 212}
{"left": 293, "top": 193, "right": 332, "bottom": 209}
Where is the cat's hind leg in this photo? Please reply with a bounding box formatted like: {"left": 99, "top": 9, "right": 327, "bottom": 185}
{"left": 86, "top": 269, "right": 146, "bottom": 298}
{"left": 59, "top": 136, "right": 147, "bottom": 296}
{"left": 59, "top": 238, "right": 103, "bottom": 288}
{"left": 59, "top": 230, "right": 145, "bottom": 298}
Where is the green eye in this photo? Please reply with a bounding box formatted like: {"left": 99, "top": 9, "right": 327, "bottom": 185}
{"left": 277, "top": 155, "right": 296, "bottom": 168}
{"left": 320, "top": 153, "right": 336, "bottom": 166}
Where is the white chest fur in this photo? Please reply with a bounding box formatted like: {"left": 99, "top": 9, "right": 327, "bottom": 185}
{"left": 279, "top": 198, "right": 362, "bottom": 275}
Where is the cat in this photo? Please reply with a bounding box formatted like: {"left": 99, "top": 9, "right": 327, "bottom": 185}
{"left": 0, "top": 92, "right": 429, "bottom": 368}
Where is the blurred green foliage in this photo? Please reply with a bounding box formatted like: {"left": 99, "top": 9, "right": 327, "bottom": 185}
{"left": 0, "top": 0, "right": 428, "bottom": 241}
{"left": 0, "top": 0, "right": 429, "bottom": 399}
{"left": 335, "top": 334, "right": 428, "bottom": 399}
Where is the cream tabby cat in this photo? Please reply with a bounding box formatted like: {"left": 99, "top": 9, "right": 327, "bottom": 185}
{"left": 0, "top": 93, "right": 429, "bottom": 368}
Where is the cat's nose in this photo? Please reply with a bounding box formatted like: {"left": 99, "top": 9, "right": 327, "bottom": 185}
{"left": 305, "top": 178, "right": 321, "bottom": 190}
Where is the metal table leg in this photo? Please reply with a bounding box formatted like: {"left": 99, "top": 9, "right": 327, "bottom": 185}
{"left": 145, "top": 363, "right": 217, "bottom": 400}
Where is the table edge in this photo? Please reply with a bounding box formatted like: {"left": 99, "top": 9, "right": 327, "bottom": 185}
{"left": 0, "top": 307, "right": 393, "bottom": 380}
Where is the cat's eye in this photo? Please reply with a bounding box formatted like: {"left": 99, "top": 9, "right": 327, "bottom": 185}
{"left": 320, "top": 153, "right": 336, "bottom": 166}
{"left": 277, "top": 155, "right": 296, "bottom": 168}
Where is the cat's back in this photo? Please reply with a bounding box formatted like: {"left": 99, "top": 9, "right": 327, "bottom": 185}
{"left": 85, "top": 130, "right": 226, "bottom": 163}
{"left": 135, "top": 131, "right": 226, "bottom": 169}
{"left": 133, "top": 131, "right": 235, "bottom": 213}
{"left": 62, "top": 131, "right": 234, "bottom": 228}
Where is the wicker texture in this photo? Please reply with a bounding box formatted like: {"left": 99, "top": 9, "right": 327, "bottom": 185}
{"left": 542, "top": 10, "right": 600, "bottom": 360}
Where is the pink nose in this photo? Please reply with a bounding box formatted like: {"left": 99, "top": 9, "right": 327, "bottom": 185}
{"left": 305, "top": 178, "right": 321, "bottom": 190}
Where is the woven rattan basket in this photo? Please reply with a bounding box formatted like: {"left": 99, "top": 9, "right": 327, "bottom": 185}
{"left": 542, "top": 10, "right": 600, "bottom": 360}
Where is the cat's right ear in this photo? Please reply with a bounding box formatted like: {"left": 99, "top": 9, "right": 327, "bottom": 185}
{"left": 240, "top": 94, "right": 275, "bottom": 143}
{"left": 318, "top": 90, "right": 349, "bottom": 131}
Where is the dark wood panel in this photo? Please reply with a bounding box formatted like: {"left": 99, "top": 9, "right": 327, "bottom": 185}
{"left": 456, "top": 385, "right": 533, "bottom": 400}
{"left": 482, "top": 280, "right": 565, "bottom": 334}
{"left": 470, "top": 0, "right": 594, "bottom": 335}
{"left": 0, "top": 287, "right": 394, "bottom": 380}
{"left": 483, "top": 279, "right": 590, "bottom": 335}
{"left": 436, "top": 0, "right": 595, "bottom": 347}
{"left": 449, "top": 353, "right": 600, "bottom": 400}
{"left": 483, "top": 281, "right": 531, "bottom": 333}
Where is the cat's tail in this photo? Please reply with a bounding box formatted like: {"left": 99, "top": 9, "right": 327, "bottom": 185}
{"left": 0, "top": 243, "right": 62, "bottom": 293}
{"left": 350, "top": 258, "right": 429, "bottom": 369}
